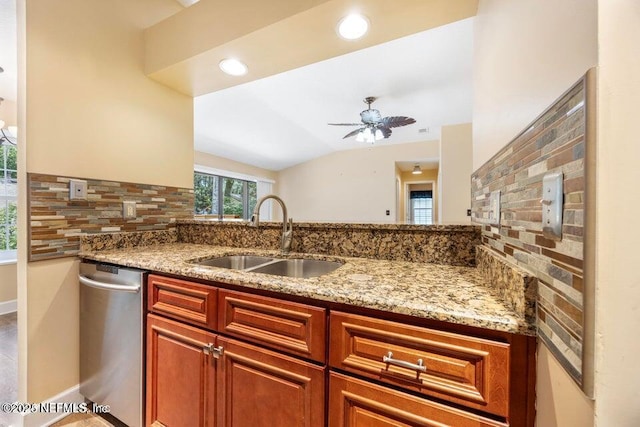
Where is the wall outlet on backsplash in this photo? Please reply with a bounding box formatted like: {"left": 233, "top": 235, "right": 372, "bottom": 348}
{"left": 541, "top": 172, "right": 563, "bottom": 240}
{"left": 69, "top": 179, "right": 88, "bottom": 200}
{"left": 489, "top": 190, "right": 501, "bottom": 225}
{"left": 123, "top": 201, "right": 137, "bottom": 219}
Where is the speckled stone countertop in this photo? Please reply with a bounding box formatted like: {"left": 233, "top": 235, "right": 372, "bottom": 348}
{"left": 79, "top": 243, "right": 535, "bottom": 336}
{"left": 184, "top": 219, "right": 478, "bottom": 231}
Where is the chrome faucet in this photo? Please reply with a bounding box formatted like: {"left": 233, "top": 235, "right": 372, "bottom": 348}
{"left": 250, "top": 195, "right": 293, "bottom": 254}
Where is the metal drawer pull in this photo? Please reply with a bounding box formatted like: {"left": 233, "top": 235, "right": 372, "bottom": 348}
{"left": 382, "top": 351, "right": 427, "bottom": 372}
{"left": 203, "top": 344, "right": 224, "bottom": 359}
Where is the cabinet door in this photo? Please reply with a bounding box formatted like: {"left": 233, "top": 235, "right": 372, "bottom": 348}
{"left": 329, "top": 372, "right": 507, "bottom": 427}
{"left": 146, "top": 314, "right": 217, "bottom": 427}
{"left": 216, "top": 336, "right": 325, "bottom": 427}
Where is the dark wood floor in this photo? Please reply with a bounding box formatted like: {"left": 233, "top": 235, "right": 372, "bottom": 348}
{"left": 0, "top": 312, "right": 17, "bottom": 427}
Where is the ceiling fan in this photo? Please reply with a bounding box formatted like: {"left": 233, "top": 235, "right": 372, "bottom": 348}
{"left": 328, "top": 96, "right": 416, "bottom": 143}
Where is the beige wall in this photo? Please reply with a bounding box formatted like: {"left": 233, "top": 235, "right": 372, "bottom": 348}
{"left": 398, "top": 169, "right": 438, "bottom": 223}
{"left": 19, "top": 0, "right": 193, "bottom": 402}
{"left": 276, "top": 141, "right": 439, "bottom": 223}
{"left": 439, "top": 123, "right": 472, "bottom": 223}
{"left": 0, "top": 263, "right": 17, "bottom": 303}
{"left": 0, "top": 98, "right": 17, "bottom": 126}
{"left": 537, "top": 344, "right": 595, "bottom": 426}
{"left": 25, "top": 0, "right": 193, "bottom": 188}
{"left": 473, "top": 0, "right": 598, "bottom": 170}
{"left": 473, "top": 1, "right": 597, "bottom": 425}
{"left": 594, "top": 1, "right": 640, "bottom": 424}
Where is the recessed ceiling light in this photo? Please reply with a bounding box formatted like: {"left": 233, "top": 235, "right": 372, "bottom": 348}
{"left": 337, "top": 14, "right": 369, "bottom": 40}
{"left": 219, "top": 59, "right": 248, "bottom": 76}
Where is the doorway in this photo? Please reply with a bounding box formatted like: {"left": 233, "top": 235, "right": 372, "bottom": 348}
{"left": 405, "top": 182, "right": 436, "bottom": 224}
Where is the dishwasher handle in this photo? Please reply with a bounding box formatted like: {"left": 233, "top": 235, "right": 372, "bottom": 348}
{"left": 79, "top": 275, "right": 141, "bottom": 293}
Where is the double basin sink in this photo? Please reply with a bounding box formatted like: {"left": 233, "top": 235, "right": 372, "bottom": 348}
{"left": 191, "top": 255, "right": 343, "bottom": 279}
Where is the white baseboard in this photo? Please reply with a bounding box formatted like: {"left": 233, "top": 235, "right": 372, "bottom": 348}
{"left": 0, "top": 299, "right": 17, "bottom": 315}
{"left": 20, "top": 384, "right": 84, "bottom": 427}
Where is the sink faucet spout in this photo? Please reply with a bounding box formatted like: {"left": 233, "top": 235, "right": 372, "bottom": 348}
{"left": 251, "top": 195, "right": 293, "bottom": 254}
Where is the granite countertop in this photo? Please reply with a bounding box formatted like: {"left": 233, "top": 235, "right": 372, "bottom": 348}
{"left": 183, "top": 218, "right": 478, "bottom": 232}
{"left": 79, "top": 243, "right": 535, "bottom": 336}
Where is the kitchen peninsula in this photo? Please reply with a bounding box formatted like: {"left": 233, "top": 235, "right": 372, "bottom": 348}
{"left": 79, "top": 222, "right": 536, "bottom": 426}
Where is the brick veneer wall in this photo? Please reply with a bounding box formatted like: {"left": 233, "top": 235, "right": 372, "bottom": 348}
{"left": 28, "top": 173, "right": 193, "bottom": 261}
{"left": 471, "top": 73, "right": 594, "bottom": 388}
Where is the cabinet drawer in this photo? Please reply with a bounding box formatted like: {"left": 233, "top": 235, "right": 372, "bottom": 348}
{"left": 329, "top": 312, "right": 510, "bottom": 417}
{"left": 218, "top": 289, "right": 326, "bottom": 363}
{"left": 148, "top": 274, "right": 217, "bottom": 330}
{"left": 329, "top": 372, "right": 507, "bottom": 427}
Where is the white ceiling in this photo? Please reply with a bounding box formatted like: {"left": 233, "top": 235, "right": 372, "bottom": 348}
{"left": 194, "top": 17, "right": 474, "bottom": 172}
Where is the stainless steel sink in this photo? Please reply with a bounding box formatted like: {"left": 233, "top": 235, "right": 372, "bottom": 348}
{"left": 193, "top": 255, "right": 275, "bottom": 270}
{"left": 250, "top": 259, "right": 343, "bottom": 278}
{"left": 191, "top": 255, "right": 343, "bottom": 278}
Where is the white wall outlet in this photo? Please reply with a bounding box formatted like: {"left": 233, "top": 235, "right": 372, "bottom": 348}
{"left": 123, "top": 200, "right": 137, "bottom": 219}
{"left": 542, "top": 172, "right": 563, "bottom": 240}
{"left": 69, "top": 179, "right": 88, "bottom": 200}
{"left": 489, "top": 190, "right": 501, "bottom": 225}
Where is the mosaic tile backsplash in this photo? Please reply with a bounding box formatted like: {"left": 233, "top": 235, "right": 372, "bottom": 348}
{"left": 471, "top": 74, "right": 592, "bottom": 388}
{"left": 28, "top": 173, "right": 193, "bottom": 261}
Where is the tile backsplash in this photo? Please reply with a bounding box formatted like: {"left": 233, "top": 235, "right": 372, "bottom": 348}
{"left": 28, "top": 173, "right": 193, "bottom": 261}
{"left": 471, "top": 71, "right": 595, "bottom": 391}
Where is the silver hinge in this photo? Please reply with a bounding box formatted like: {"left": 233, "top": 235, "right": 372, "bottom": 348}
{"left": 203, "top": 343, "right": 224, "bottom": 359}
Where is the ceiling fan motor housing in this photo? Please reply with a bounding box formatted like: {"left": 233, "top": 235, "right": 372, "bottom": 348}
{"left": 361, "top": 108, "right": 382, "bottom": 123}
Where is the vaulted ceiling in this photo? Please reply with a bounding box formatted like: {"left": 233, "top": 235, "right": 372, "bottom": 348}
{"left": 140, "top": 1, "right": 478, "bottom": 171}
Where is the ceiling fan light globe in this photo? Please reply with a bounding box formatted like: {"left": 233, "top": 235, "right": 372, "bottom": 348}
{"left": 355, "top": 131, "right": 365, "bottom": 142}
{"left": 374, "top": 129, "right": 383, "bottom": 140}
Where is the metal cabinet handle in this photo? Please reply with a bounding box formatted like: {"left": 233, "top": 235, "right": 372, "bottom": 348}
{"left": 382, "top": 351, "right": 427, "bottom": 373}
{"left": 79, "top": 275, "right": 140, "bottom": 293}
{"left": 203, "top": 344, "right": 224, "bottom": 359}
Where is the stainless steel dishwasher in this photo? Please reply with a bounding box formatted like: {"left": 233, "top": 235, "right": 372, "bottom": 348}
{"left": 79, "top": 261, "right": 146, "bottom": 427}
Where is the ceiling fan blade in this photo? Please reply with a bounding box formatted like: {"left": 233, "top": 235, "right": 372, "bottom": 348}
{"left": 380, "top": 116, "right": 416, "bottom": 128}
{"left": 376, "top": 126, "right": 392, "bottom": 138}
{"left": 328, "top": 122, "right": 363, "bottom": 126}
{"left": 342, "top": 128, "right": 364, "bottom": 139}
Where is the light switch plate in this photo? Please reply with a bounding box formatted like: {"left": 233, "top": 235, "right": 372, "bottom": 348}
{"left": 69, "top": 179, "right": 87, "bottom": 200}
{"left": 489, "top": 190, "right": 501, "bottom": 225}
{"left": 542, "top": 172, "right": 563, "bottom": 240}
{"left": 123, "top": 201, "right": 137, "bottom": 219}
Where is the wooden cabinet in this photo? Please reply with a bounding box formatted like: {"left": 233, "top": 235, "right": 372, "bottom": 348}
{"left": 216, "top": 336, "right": 325, "bottom": 427}
{"left": 329, "top": 311, "right": 510, "bottom": 417}
{"left": 329, "top": 372, "right": 507, "bottom": 427}
{"left": 145, "top": 274, "right": 534, "bottom": 427}
{"left": 218, "top": 289, "right": 326, "bottom": 363}
{"left": 146, "top": 276, "right": 327, "bottom": 427}
{"left": 146, "top": 314, "right": 217, "bottom": 427}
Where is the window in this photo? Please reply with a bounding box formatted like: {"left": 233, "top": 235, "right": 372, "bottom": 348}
{"left": 194, "top": 172, "right": 257, "bottom": 220}
{"left": 410, "top": 190, "right": 433, "bottom": 225}
{"left": 1, "top": 143, "right": 17, "bottom": 260}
